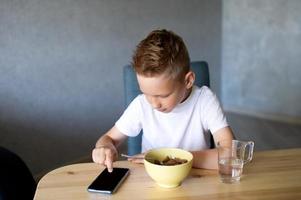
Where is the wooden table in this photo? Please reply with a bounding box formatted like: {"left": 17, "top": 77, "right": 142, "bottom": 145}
{"left": 34, "top": 148, "right": 301, "bottom": 199}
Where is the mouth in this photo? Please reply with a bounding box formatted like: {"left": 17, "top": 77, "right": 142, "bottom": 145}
{"left": 157, "top": 108, "right": 168, "bottom": 112}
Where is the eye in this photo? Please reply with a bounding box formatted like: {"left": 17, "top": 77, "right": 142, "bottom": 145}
{"left": 159, "top": 93, "right": 171, "bottom": 98}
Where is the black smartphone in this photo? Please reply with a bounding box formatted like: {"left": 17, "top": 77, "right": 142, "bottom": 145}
{"left": 87, "top": 167, "right": 130, "bottom": 194}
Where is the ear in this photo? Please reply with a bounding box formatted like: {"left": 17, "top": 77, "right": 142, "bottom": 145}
{"left": 184, "top": 71, "right": 195, "bottom": 89}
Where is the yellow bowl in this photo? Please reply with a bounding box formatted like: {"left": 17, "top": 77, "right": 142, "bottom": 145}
{"left": 144, "top": 148, "right": 193, "bottom": 188}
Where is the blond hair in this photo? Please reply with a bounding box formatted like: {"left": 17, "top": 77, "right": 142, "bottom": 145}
{"left": 132, "top": 29, "right": 190, "bottom": 81}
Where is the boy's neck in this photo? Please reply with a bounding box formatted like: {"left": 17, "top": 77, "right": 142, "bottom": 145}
{"left": 180, "top": 87, "right": 193, "bottom": 103}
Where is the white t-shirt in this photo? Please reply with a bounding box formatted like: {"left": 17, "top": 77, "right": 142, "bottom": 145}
{"left": 115, "top": 86, "right": 228, "bottom": 152}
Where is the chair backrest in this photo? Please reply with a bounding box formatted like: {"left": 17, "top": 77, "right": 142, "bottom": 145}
{"left": 123, "top": 61, "right": 210, "bottom": 155}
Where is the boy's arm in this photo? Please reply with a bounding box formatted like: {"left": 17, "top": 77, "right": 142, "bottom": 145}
{"left": 191, "top": 126, "right": 234, "bottom": 169}
{"left": 92, "top": 125, "right": 127, "bottom": 172}
{"left": 128, "top": 127, "right": 234, "bottom": 168}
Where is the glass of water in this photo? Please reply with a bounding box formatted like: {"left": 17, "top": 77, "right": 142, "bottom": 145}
{"left": 217, "top": 140, "right": 254, "bottom": 183}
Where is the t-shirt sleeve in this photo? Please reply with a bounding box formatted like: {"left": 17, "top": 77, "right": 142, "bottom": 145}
{"left": 115, "top": 96, "right": 143, "bottom": 137}
{"left": 202, "top": 88, "right": 228, "bottom": 134}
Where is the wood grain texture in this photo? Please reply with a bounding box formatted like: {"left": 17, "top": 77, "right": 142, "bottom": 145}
{"left": 34, "top": 148, "right": 301, "bottom": 200}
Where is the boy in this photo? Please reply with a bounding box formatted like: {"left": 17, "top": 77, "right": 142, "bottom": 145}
{"left": 92, "top": 29, "right": 234, "bottom": 172}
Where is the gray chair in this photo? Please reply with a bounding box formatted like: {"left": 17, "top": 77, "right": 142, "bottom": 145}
{"left": 123, "top": 61, "right": 211, "bottom": 155}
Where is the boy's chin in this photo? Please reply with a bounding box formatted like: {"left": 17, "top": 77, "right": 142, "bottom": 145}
{"left": 156, "top": 108, "right": 171, "bottom": 113}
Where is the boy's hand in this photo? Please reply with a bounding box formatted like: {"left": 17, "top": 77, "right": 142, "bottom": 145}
{"left": 92, "top": 126, "right": 127, "bottom": 171}
{"left": 92, "top": 145, "right": 118, "bottom": 172}
{"left": 127, "top": 153, "right": 145, "bottom": 164}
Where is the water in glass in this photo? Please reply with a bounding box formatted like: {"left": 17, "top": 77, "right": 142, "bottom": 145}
{"left": 218, "top": 157, "right": 244, "bottom": 183}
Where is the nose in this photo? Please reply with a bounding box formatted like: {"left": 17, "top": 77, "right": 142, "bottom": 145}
{"left": 149, "top": 96, "right": 161, "bottom": 109}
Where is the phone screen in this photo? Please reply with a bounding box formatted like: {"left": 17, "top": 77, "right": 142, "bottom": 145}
{"left": 87, "top": 168, "right": 130, "bottom": 194}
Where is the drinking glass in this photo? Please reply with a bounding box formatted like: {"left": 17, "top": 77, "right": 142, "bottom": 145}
{"left": 217, "top": 140, "right": 254, "bottom": 183}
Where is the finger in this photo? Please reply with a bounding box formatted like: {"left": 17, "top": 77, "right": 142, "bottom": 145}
{"left": 92, "top": 149, "right": 97, "bottom": 163}
{"left": 92, "top": 148, "right": 106, "bottom": 165}
{"left": 98, "top": 148, "right": 106, "bottom": 164}
{"left": 135, "top": 153, "right": 145, "bottom": 158}
{"left": 129, "top": 158, "right": 144, "bottom": 164}
{"left": 105, "top": 150, "right": 114, "bottom": 172}
{"left": 127, "top": 153, "right": 145, "bottom": 160}
{"left": 106, "top": 159, "right": 113, "bottom": 172}
{"left": 92, "top": 148, "right": 101, "bottom": 163}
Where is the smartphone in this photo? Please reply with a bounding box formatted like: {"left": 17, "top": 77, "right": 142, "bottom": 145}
{"left": 87, "top": 168, "right": 130, "bottom": 194}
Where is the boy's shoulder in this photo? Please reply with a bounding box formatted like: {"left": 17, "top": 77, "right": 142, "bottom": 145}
{"left": 129, "top": 93, "right": 149, "bottom": 108}
{"left": 194, "top": 85, "right": 215, "bottom": 99}
{"left": 192, "top": 85, "right": 219, "bottom": 107}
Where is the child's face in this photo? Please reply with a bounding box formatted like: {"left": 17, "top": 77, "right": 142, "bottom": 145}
{"left": 137, "top": 72, "right": 194, "bottom": 113}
